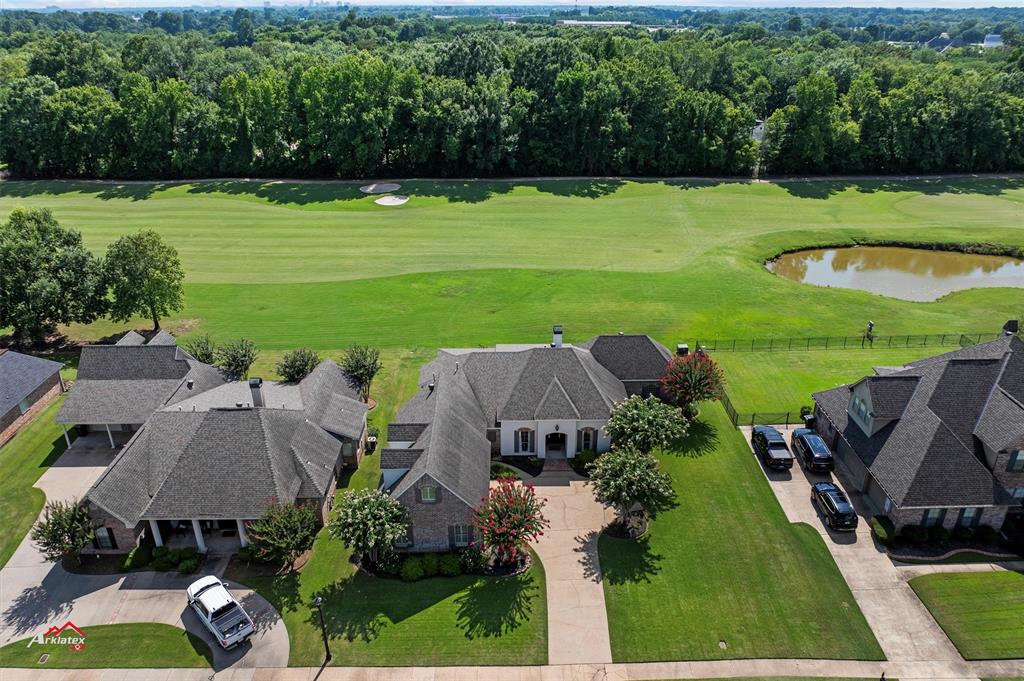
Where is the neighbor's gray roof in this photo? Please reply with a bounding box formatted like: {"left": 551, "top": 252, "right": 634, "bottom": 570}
{"left": 814, "top": 335, "right": 1024, "bottom": 508}
{"left": 115, "top": 331, "right": 146, "bottom": 346}
{"left": 0, "top": 350, "right": 62, "bottom": 416}
{"left": 86, "top": 407, "right": 342, "bottom": 524}
{"left": 577, "top": 335, "right": 672, "bottom": 382}
{"left": 147, "top": 330, "right": 177, "bottom": 346}
{"left": 57, "top": 339, "right": 227, "bottom": 425}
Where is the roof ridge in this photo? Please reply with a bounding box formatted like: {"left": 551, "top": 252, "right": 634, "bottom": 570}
{"left": 572, "top": 347, "right": 620, "bottom": 410}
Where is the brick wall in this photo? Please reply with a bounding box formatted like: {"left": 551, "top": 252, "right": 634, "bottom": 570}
{"left": 888, "top": 505, "right": 1010, "bottom": 533}
{"left": 397, "top": 474, "right": 475, "bottom": 552}
{"left": 85, "top": 503, "right": 144, "bottom": 554}
{"left": 0, "top": 375, "right": 63, "bottom": 448}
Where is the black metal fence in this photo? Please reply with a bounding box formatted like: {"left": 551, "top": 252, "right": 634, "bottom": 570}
{"left": 694, "top": 332, "right": 1001, "bottom": 353}
{"left": 720, "top": 391, "right": 807, "bottom": 428}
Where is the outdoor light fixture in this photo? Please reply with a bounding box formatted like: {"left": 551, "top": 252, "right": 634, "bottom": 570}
{"left": 313, "top": 595, "right": 331, "bottom": 662}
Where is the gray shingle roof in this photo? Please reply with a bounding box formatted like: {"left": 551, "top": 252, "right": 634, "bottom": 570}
{"left": 0, "top": 350, "right": 62, "bottom": 417}
{"left": 115, "top": 331, "right": 146, "bottom": 346}
{"left": 381, "top": 448, "right": 423, "bottom": 469}
{"left": 577, "top": 335, "right": 672, "bottom": 382}
{"left": 86, "top": 407, "right": 343, "bottom": 524}
{"left": 147, "top": 330, "right": 177, "bottom": 346}
{"left": 814, "top": 336, "right": 1024, "bottom": 508}
{"left": 388, "top": 423, "right": 427, "bottom": 443}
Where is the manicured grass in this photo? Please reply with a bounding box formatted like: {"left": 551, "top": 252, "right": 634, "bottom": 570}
{"left": 716, "top": 347, "right": 952, "bottom": 416}
{"left": 225, "top": 355, "right": 547, "bottom": 667}
{"left": 0, "top": 398, "right": 72, "bottom": 569}
{"left": 0, "top": 623, "right": 213, "bottom": 668}
{"left": 599, "top": 403, "right": 884, "bottom": 662}
{"left": 909, "top": 571, "right": 1024, "bottom": 660}
{"left": 2, "top": 178, "right": 1022, "bottom": 351}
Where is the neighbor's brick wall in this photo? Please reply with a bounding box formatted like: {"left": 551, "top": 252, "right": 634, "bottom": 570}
{"left": 397, "top": 474, "right": 474, "bottom": 552}
{"left": 85, "top": 503, "right": 144, "bottom": 554}
{"left": 0, "top": 375, "right": 63, "bottom": 448}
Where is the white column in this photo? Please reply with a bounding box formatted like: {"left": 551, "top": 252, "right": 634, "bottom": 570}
{"left": 149, "top": 519, "right": 164, "bottom": 547}
{"left": 237, "top": 520, "right": 248, "bottom": 547}
{"left": 191, "top": 519, "right": 207, "bottom": 553}
{"left": 104, "top": 424, "right": 115, "bottom": 449}
{"left": 61, "top": 424, "right": 71, "bottom": 448}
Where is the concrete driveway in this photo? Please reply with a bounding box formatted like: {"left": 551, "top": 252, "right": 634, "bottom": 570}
{"left": 524, "top": 470, "right": 617, "bottom": 665}
{"left": 0, "top": 437, "right": 289, "bottom": 670}
{"left": 740, "top": 424, "right": 963, "bottom": 664}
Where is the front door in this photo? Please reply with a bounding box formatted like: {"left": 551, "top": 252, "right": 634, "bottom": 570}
{"left": 545, "top": 432, "right": 566, "bottom": 457}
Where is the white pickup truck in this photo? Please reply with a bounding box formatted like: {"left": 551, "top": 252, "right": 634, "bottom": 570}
{"left": 186, "top": 576, "right": 255, "bottom": 649}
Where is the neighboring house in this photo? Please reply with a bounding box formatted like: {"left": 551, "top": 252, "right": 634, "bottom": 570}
{"left": 983, "top": 33, "right": 1004, "bottom": 49}
{"left": 813, "top": 334, "right": 1024, "bottom": 533}
{"left": 83, "top": 360, "right": 368, "bottom": 554}
{"left": 0, "top": 349, "right": 64, "bottom": 446}
{"left": 381, "top": 327, "right": 675, "bottom": 552}
{"left": 56, "top": 331, "right": 225, "bottom": 448}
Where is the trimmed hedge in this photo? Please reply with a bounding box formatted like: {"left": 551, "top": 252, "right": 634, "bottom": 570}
{"left": 400, "top": 555, "right": 424, "bottom": 582}
{"left": 869, "top": 516, "right": 895, "bottom": 545}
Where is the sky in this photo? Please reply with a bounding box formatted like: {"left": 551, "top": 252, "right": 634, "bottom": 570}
{"left": 4, "top": 0, "right": 1024, "bottom": 10}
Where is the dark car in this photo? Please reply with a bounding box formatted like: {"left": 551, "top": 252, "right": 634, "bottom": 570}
{"left": 811, "top": 482, "right": 859, "bottom": 531}
{"left": 751, "top": 425, "right": 794, "bottom": 470}
{"left": 791, "top": 428, "right": 834, "bottom": 473}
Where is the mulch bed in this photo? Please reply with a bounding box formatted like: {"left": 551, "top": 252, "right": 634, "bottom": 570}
{"left": 496, "top": 456, "right": 544, "bottom": 477}
{"left": 887, "top": 539, "right": 1021, "bottom": 562}
{"left": 602, "top": 514, "right": 649, "bottom": 541}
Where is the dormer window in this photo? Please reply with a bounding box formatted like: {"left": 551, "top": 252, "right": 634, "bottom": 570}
{"left": 851, "top": 395, "right": 869, "bottom": 422}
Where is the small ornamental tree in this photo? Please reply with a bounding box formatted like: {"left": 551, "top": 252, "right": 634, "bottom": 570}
{"left": 30, "top": 499, "right": 94, "bottom": 565}
{"left": 245, "top": 503, "right": 318, "bottom": 568}
{"left": 329, "top": 488, "right": 407, "bottom": 563}
{"left": 340, "top": 344, "right": 382, "bottom": 402}
{"left": 276, "top": 348, "right": 321, "bottom": 382}
{"left": 604, "top": 394, "right": 689, "bottom": 453}
{"left": 471, "top": 478, "right": 548, "bottom": 566}
{"left": 661, "top": 352, "right": 726, "bottom": 413}
{"left": 586, "top": 448, "right": 674, "bottom": 527}
{"left": 182, "top": 333, "right": 217, "bottom": 364}
{"left": 216, "top": 337, "right": 259, "bottom": 379}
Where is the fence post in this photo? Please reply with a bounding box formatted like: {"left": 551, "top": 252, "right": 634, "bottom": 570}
{"left": 785, "top": 412, "right": 790, "bottom": 428}
{"left": 843, "top": 336, "right": 848, "bottom": 348}
{"left": 941, "top": 334, "right": 946, "bottom": 345}
{"left": 825, "top": 336, "right": 830, "bottom": 349}
{"left": 770, "top": 338, "right": 774, "bottom": 351}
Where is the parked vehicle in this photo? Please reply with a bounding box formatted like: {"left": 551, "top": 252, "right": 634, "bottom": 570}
{"left": 811, "top": 482, "right": 859, "bottom": 531}
{"left": 791, "top": 428, "right": 834, "bottom": 473}
{"left": 751, "top": 425, "right": 794, "bottom": 470}
{"left": 186, "top": 576, "right": 255, "bottom": 649}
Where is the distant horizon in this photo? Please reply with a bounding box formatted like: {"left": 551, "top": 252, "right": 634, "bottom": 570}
{"left": 4, "top": 0, "right": 1024, "bottom": 10}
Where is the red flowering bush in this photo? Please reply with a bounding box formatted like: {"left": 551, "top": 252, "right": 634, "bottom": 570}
{"left": 471, "top": 478, "right": 548, "bottom": 565}
{"left": 661, "top": 352, "right": 725, "bottom": 411}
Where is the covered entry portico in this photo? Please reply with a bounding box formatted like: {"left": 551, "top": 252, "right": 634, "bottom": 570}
{"left": 148, "top": 518, "right": 250, "bottom": 554}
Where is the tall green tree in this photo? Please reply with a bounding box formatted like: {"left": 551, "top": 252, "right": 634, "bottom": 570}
{"left": 0, "top": 208, "right": 107, "bottom": 345}
{"left": 30, "top": 499, "right": 94, "bottom": 566}
{"left": 104, "top": 230, "right": 184, "bottom": 331}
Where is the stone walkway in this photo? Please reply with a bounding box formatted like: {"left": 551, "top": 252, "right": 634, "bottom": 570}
{"left": 526, "top": 470, "right": 616, "bottom": 665}
{"left": 0, "top": 439, "right": 289, "bottom": 670}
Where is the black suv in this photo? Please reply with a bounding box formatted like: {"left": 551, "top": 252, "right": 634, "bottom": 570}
{"left": 811, "top": 482, "right": 859, "bottom": 531}
{"left": 791, "top": 428, "right": 834, "bottom": 473}
{"left": 751, "top": 425, "right": 794, "bottom": 470}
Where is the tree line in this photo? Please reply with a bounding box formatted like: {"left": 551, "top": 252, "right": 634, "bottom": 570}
{"left": 1, "top": 17, "right": 1023, "bottom": 179}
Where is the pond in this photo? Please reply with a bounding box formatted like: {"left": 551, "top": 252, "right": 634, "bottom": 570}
{"left": 767, "top": 246, "right": 1024, "bottom": 302}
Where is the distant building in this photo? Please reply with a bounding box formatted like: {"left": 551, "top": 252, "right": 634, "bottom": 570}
{"left": 556, "top": 19, "right": 632, "bottom": 28}
{"left": 923, "top": 32, "right": 965, "bottom": 52}
{"left": 983, "top": 34, "right": 1005, "bottom": 49}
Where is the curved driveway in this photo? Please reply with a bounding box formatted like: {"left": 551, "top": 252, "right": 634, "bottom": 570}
{"left": 0, "top": 438, "right": 289, "bottom": 670}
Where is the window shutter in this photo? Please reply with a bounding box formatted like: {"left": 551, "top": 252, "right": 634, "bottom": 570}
{"left": 415, "top": 487, "right": 422, "bottom": 503}
{"left": 529, "top": 430, "right": 535, "bottom": 453}
{"left": 435, "top": 486, "right": 443, "bottom": 503}
{"left": 448, "top": 525, "right": 456, "bottom": 548}
{"left": 468, "top": 524, "right": 476, "bottom": 542}
{"left": 576, "top": 430, "right": 582, "bottom": 452}
{"left": 514, "top": 432, "right": 520, "bottom": 453}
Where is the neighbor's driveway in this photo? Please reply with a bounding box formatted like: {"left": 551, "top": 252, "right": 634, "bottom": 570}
{"left": 740, "top": 424, "right": 963, "bottom": 664}
{"left": 0, "top": 437, "right": 288, "bottom": 670}
{"left": 523, "top": 470, "right": 617, "bottom": 665}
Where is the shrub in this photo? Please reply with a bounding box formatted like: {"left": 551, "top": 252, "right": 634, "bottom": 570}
{"left": 121, "top": 532, "right": 155, "bottom": 570}
{"left": 151, "top": 556, "right": 175, "bottom": 571}
{"left": 604, "top": 395, "right": 689, "bottom": 453}
{"left": 30, "top": 499, "right": 94, "bottom": 565}
{"left": 421, "top": 552, "right": 440, "bottom": 577}
{"left": 929, "top": 526, "right": 951, "bottom": 544}
{"left": 472, "top": 478, "right": 549, "bottom": 565}
{"left": 869, "top": 516, "right": 895, "bottom": 545}
{"left": 458, "top": 546, "right": 488, "bottom": 575}
{"left": 901, "top": 524, "right": 928, "bottom": 544}
{"left": 237, "top": 545, "right": 262, "bottom": 563}
{"left": 490, "top": 463, "right": 518, "bottom": 480}
{"left": 178, "top": 547, "right": 199, "bottom": 561}
{"left": 401, "top": 555, "right": 424, "bottom": 582}
{"left": 178, "top": 558, "right": 199, "bottom": 574}
{"left": 953, "top": 525, "right": 975, "bottom": 541}
{"left": 439, "top": 553, "right": 461, "bottom": 576}
{"left": 340, "top": 344, "right": 381, "bottom": 401}
{"left": 247, "top": 503, "right": 318, "bottom": 567}
{"left": 374, "top": 550, "right": 402, "bottom": 576}
{"left": 368, "top": 424, "right": 380, "bottom": 439}
{"left": 574, "top": 450, "right": 598, "bottom": 467}
{"left": 660, "top": 352, "right": 726, "bottom": 412}
{"left": 182, "top": 333, "right": 217, "bottom": 364}
{"left": 329, "top": 489, "right": 407, "bottom": 563}
{"left": 976, "top": 524, "right": 1000, "bottom": 545}
{"left": 799, "top": 405, "right": 814, "bottom": 417}
{"left": 276, "top": 348, "right": 321, "bottom": 382}
{"left": 216, "top": 338, "right": 259, "bottom": 379}
{"left": 165, "top": 548, "right": 184, "bottom": 565}
{"left": 152, "top": 545, "right": 169, "bottom": 559}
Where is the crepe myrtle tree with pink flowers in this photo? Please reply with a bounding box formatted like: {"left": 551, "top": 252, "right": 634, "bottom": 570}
{"left": 471, "top": 478, "right": 549, "bottom": 566}
{"left": 660, "top": 351, "right": 725, "bottom": 415}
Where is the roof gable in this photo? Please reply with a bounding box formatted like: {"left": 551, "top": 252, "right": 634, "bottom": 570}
{"left": 0, "top": 350, "right": 62, "bottom": 416}
{"left": 534, "top": 376, "right": 580, "bottom": 419}
{"left": 578, "top": 335, "right": 672, "bottom": 381}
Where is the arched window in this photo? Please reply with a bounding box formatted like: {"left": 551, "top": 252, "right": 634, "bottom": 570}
{"left": 577, "top": 427, "right": 597, "bottom": 452}
{"left": 514, "top": 427, "right": 534, "bottom": 453}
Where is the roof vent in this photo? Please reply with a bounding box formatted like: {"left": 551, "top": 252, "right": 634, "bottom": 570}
{"left": 235, "top": 402, "right": 244, "bottom": 408}
{"left": 428, "top": 373, "right": 436, "bottom": 392}
{"left": 454, "top": 361, "right": 459, "bottom": 374}
{"left": 552, "top": 324, "right": 563, "bottom": 348}
{"left": 186, "top": 379, "right": 194, "bottom": 390}
{"left": 677, "top": 343, "right": 689, "bottom": 356}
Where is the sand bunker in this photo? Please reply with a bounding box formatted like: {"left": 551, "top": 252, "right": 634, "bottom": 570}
{"left": 374, "top": 194, "right": 409, "bottom": 206}
{"left": 360, "top": 182, "right": 401, "bottom": 194}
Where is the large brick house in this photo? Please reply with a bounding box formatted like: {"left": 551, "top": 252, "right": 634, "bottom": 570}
{"left": 0, "top": 349, "right": 64, "bottom": 446}
{"left": 813, "top": 335, "right": 1024, "bottom": 533}
{"left": 381, "top": 327, "right": 674, "bottom": 552}
{"left": 65, "top": 332, "right": 368, "bottom": 555}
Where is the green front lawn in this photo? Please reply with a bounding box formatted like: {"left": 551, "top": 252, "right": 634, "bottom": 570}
{"left": 909, "top": 571, "right": 1024, "bottom": 660}
{"left": 0, "top": 398, "right": 72, "bottom": 569}
{"left": 0, "top": 623, "right": 212, "bottom": 668}
{"left": 600, "top": 403, "right": 883, "bottom": 662}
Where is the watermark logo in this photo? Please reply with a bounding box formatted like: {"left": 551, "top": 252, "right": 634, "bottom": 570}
{"left": 27, "top": 621, "right": 86, "bottom": 651}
